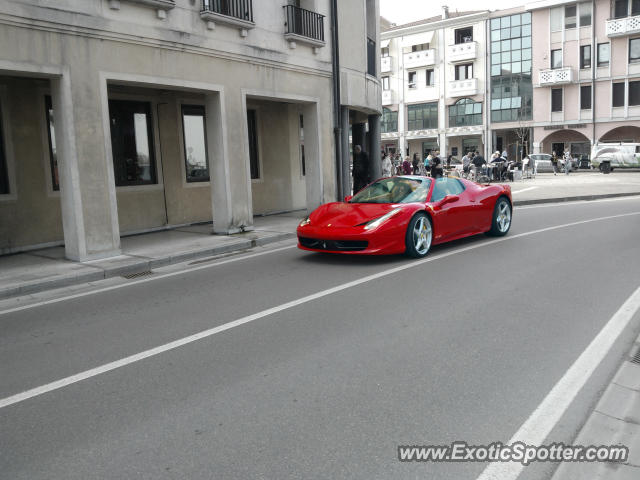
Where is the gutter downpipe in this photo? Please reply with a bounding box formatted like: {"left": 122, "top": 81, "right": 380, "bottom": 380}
{"left": 591, "top": 0, "right": 596, "bottom": 154}
{"left": 330, "top": 0, "right": 343, "bottom": 200}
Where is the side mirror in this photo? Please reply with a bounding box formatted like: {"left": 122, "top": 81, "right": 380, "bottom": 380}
{"left": 441, "top": 194, "right": 460, "bottom": 205}
{"left": 344, "top": 195, "right": 353, "bottom": 202}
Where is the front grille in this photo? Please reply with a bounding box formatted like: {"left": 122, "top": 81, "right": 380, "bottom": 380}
{"left": 299, "top": 237, "right": 368, "bottom": 251}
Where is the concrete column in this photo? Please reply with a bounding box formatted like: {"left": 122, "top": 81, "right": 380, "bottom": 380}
{"left": 368, "top": 114, "right": 381, "bottom": 180}
{"left": 340, "top": 106, "right": 351, "bottom": 198}
{"left": 205, "top": 92, "right": 235, "bottom": 234}
{"left": 52, "top": 70, "right": 120, "bottom": 261}
{"left": 302, "top": 102, "right": 323, "bottom": 211}
{"left": 439, "top": 132, "right": 447, "bottom": 159}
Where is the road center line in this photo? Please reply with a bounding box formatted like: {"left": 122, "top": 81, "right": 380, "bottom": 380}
{"left": 476, "top": 284, "right": 640, "bottom": 480}
{"left": 1, "top": 211, "right": 639, "bottom": 410}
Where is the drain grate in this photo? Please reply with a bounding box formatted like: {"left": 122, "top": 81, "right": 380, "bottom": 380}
{"left": 122, "top": 270, "right": 153, "bottom": 279}
{"left": 631, "top": 346, "right": 640, "bottom": 365}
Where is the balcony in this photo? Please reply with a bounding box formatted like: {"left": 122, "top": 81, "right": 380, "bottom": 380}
{"left": 538, "top": 67, "right": 573, "bottom": 86}
{"left": 200, "top": 0, "right": 254, "bottom": 31}
{"left": 447, "top": 78, "right": 478, "bottom": 97}
{"left": 381, "top": 56, "right": 392, "bottom": 73}
{"left": 606, "top": 15, "right": 640, "bottom": 37}
{"left": 382, "top": 90, "right": 395, "bottom": 105}
{"left": 447, "top": 41, "right": 478, "bottom": 63}
{"left": 109, "top": 0, "right": 175, "bottom": 19}
{"left": 403, "top": 49, "right": 435, "bottom": 69}
{"left": 283, "top": 5, "right": 325, "bottom": 48}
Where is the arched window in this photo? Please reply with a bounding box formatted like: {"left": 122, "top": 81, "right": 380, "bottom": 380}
{"left": 381, "top": 107, "right": 398, "bottom": 133}
{"left": 448, "top": 98, "right": 482, "bottom": 127}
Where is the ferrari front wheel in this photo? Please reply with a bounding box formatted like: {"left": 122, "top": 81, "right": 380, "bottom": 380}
{"left": 405, "top": 213, "right": 432, "bottom": 258}
{"left": 488, "top": 197, "right": 512, "bottom": 236}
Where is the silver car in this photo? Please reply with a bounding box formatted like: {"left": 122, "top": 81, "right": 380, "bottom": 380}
{"left": 525, "top": 153, "right": 554, "bottom": 172}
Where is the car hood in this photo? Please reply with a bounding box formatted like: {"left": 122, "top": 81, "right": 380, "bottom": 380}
{"left": 309, "top": 202, "right": 404, "bottom": 227}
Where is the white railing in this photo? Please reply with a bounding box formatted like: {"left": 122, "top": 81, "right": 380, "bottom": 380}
{"left": 381, "top": 56, "right": 392, "bottom": 73}
{"left": 606, "top": 15, "right": 640, "bottom": 37}
{"left": 382, "top": 89, "right": 395, "bottom": 105}
{"left": 447, "top": 78, "right": 478, "bottom": 97}
{"left": 447, "top": 41, "right": 477, "bottom": 63}
{"left": 403, "top": 49, "right": 436, "bottom": 69}
{"left": 538, "top": 67, "right": 573, "bottom": 86}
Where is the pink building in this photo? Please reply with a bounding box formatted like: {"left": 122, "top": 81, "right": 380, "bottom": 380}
{"left": 529, "top": 0, "right": 640, "bottom": 159}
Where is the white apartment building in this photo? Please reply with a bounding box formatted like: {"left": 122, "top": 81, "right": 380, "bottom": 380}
{"left": 380, "top": 7, "right": 490, "bottom": 161}
{"left": 0, "top": 0, "right": 381, "bottom": 259}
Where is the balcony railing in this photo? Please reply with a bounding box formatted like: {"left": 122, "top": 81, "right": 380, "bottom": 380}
{"left": 447, "top": 78, "right": 478, "bottom": 97}
{"left": 200, "top": 0, "right": 254, "bottom": 29}
{"left": 367, "top": 37, "right": 376, "bottom": 76}
{"left": 447, "top": 41, "right": 478, "bottom": 63}
{"left": 284, "top": 5, "right": 325, "bottom": 45}
{"left": 403, "top": 49, "right": 435, "bottom": 69}
{"left": 606, "top": 14, "right": 640, "bottom": 37}
{"left": 538, "top": 67, "right": 573, "bottom": 85}
{"left": 382, "top": 90, "right": 395, "bottom": 105}
{"left": 381, "top": 56, "right": 392, "bottom": 73}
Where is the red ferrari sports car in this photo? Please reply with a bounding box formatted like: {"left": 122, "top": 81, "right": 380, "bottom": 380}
{"left": 297, "top": 176, "right": 512, "bottom": 258}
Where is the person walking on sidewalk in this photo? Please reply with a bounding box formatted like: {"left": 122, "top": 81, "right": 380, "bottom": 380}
{"left": 551, "top": 152, "right": 559, "bottom": 175}
{"left": 382, "top": 153, "right": 392, "bottom": 177}
{"left": 352, "top": 145, "right": 370, "bottom": 193}
{"left": 563, "top": 149, "right": 572, "bottom": 175}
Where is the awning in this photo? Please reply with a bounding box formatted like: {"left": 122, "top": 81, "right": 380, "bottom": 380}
{"left": 401, "top": 31, "right": 434, "bottom": 47}
{"left": 380, "top": 39, "right": 390, "bottom": 48}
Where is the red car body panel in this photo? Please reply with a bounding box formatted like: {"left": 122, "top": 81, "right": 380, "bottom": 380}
{"left": 297, "top": 176, "right": 511, "bottom": 255}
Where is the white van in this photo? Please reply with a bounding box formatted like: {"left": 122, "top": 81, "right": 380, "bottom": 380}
{"left": 591, "top": 143, "right": 640, "bottom": 173}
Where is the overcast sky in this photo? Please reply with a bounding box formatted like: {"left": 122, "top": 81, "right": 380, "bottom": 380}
{"left": 379, "top": 0, "right": 527, "bottom": 25}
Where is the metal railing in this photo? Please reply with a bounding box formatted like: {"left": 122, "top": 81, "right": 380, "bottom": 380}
{"left": 283, "top": 4, "right": 324, "bottom": 42}
{"left": 367, "top": 37, "right": 376, "bottom": 76}
{"left": 201, "top": 0, "right": 253, "bottom": 22}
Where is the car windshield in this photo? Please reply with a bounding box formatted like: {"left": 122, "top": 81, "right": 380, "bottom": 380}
{"left": 350, "top": 177, "right": 431, "bottom": 204}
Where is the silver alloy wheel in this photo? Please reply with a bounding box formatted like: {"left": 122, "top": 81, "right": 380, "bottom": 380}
{"left": 496, "top": 201, "right": 511, "bottom": 233}
{"left": 413, "top": 216, "right": 432, "bottom": 255}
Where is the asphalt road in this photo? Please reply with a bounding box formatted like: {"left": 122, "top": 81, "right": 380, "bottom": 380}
{"left": 2, "top": 197, "right": 640, "bottom": 480}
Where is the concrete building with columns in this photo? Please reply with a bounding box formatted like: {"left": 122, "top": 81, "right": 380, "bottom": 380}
{"left": 379, "top": 7, "right": 490, "bottom": 161}
{"left": 0, "top": 0, "right": 381, "bottom": 260}
{"left": 528, "top": 0, "right": 640, "bottom": 158}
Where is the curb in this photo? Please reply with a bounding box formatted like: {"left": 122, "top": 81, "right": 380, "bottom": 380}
{"left": 0, "top": 232, "right": 295, "bottom": 301}
{"left": 513, "top": 191, "right": 640, "bottom": 206}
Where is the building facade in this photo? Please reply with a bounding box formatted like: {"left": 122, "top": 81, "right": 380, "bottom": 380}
{"left": 380, "top": 8, "right": 490, "bottom": 161}
{"left": 0, "top": 0, "right": 381, "bottom": 259}
{"left": 528, "top": 0, "right": 640, "bottom": 157}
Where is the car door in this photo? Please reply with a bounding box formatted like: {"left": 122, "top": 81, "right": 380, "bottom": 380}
{"left": 429, "top": 178, "right": 473, "bottom": 241}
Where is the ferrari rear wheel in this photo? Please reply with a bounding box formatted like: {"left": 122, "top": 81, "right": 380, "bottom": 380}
{"left": 405, "top": 213, "right": 432, "bottom": 258}
{"left": 488, "top": 197, "right": 512, "bottom": 236}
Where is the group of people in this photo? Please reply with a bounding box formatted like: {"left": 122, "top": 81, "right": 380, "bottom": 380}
{"left": 550, "top": 150, "right": 574, "bottom": 175}
{"left": 380, "top": 151, "right": 446, "bottom": 179}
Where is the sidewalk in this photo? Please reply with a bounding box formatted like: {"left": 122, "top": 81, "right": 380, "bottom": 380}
{"left": 1, "top": 171, "right": 640, "bottom": 300}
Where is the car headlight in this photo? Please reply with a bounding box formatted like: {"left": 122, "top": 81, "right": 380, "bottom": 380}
{"left": 299, "top": 216, "right": 311, "bottom": 227}
{"left": 363, "top": 208, "right": 402, "bottom": 230}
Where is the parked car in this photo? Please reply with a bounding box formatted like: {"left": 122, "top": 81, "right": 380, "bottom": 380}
{"left": 524, "top": 153, "right": 553, "bottom": 172}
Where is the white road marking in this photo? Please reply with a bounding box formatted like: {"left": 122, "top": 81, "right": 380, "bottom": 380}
{"left": 516, "top": 194, "right": 640, "bottom": 210}
{"left": 511, "top": 186, "right": 538, "bottom": 195}
{"left": 0, "top": 244, "right": 297, "bottom": 317}
{"left": 476, "top": 285, "right": 640, "bottom": 480}
{"left": 1, "top": 211, "right": 639, "bottom": 409}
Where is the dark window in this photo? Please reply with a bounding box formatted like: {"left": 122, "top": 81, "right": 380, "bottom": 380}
{"left": 411, "top": 43, "right": 429, "bottom": 52}
{"left": 629, "top": 80, "right": 640, "bottom": 106}
{"left": 181, "top": 105, "right": 209, "bottom": 183}
{"left": 614, "top": 0, "right": 629, "bottom": 18}
{"left": 455, "top": 63, "right": 473, "bottom": 80}
{"left": 408, "top": 71, "right": 416, "bottom": 88}
{"left": 634, "top": 0, "right": 640, "bottom": 15}
{"left": 551, "top": 88, "right": 563, "bottom": 112}
{"left": 381, "top": 107, "right": 398, "bottom": 133}
{"left": 0, "top": 100, "right": 7, "bottom": 195}
{"left": 564, "top": 5, "right": 577, "bottom": 28}
{"left": 407, "top": 103, "right": 438, "bottom": 130}
{"left": 630, "top": 38, "right": 640, "bottom": 63}
{"left": 382, "top": 76, "right": 390, "bottom": 90}
{"left": 381, "top": 47, "right": 389, "bottom": 57}
{"left": 44, "top": 95, "right": 59, "bottom": 191}
{"left": 613, "top": 82, "right": 625, "bottom": 107}
{"left": 247, "top": 109, "right": 260, "bottom": 179}
{"left": 108, "top": 99, "right": 157, "bottom": 186}
{"left": 449, "top": 98, "right": 482, "bottom": 127}
{"left": 597, "top": 43, "right": 610, "bottom": 66}
{"left": 579, "top": 2, "right": 592, "bottom": 26}
{"left": 454, "top": 27, "right": 473, "bottom": 44}
{"left": 551, "top": 49, "right": 562, "bottom": 69}
{"left": 426, "top": 69, "right": 435, "bottom": 86}
{"left": 580, "top": 45, "right": 591, "bottom": 69}
{"left": 580, "top": 85, "right": 592, "bottom": 109}
{"left": 299, "top": 114, "right": 305, "bottom": 176}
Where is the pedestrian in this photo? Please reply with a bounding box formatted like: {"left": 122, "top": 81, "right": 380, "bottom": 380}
{"left": 412, "top": 153, "right": 420, "bottom": 174}
{"left": 447, "top": 154, "right": 452, "bottom": 170}
{"left": 551, "top": 151, "right": 558, "bottom": 175}
{"left": 502, "top": 149, "right": 508, "bottom": 161}
{"left": 382, "top": 153, "right": 392, "bottom": 177}
{"left": 423, "top": 152, "right": 431, "bottom": 176}
{"left": 462, "top": 151, "right": 472, "bottom": 176}
{"left": 402, "top": 156, "right": 412, "bottom": 175}
{"left": 431, "top": 150, "right": 443, "bottom": 178}
{"left": 472, "top": 151, "right": 486, "bottom": 181}
{"left": 563, "top": 149, "right": 571, "bottom": 175}
{"left": 352, "top": 144, "right": 370, "bottom": 193}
